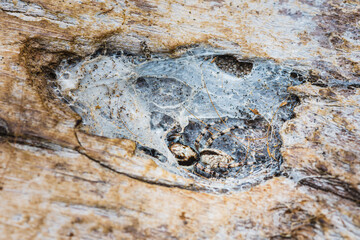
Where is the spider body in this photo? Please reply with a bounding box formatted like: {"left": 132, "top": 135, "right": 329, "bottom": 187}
{"left": 195, "top": 148, "right": 243, "bottom": 178}
{"left": 169, "top": 143, "right": 197, "bottom": 166}
{"left": 167, "top": 120, "right": 247, "bottom": 178}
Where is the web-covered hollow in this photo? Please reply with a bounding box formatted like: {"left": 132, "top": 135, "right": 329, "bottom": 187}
{"left": 54, "top": 48, "right": 302, "bottom": 187}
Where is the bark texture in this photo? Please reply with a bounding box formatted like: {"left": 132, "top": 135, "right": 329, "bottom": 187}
{"left": 0, "top": 0, "right": 359, "bottom": 239}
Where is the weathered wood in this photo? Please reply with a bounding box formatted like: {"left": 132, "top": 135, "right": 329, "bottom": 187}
{"left": 0, "top": 0, "right": 359, "bottom": 239}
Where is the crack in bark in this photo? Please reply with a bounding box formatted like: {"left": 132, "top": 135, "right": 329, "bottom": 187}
{"left": 36, "top": 166, "right": 108, "bottom": 185}
{"left": 75, "top": 146, "right": 201, "bottom": 191}
{"left": 299, "top": 176, "right": 360, "bottom": 204}
{"left": 0, "top": 132, "right": 202, "bottom": 192}
{"left": 0, "top": 9, "right": 43, "bottom": 16}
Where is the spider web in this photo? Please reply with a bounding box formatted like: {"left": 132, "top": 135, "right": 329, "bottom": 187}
{"left": 54, "top": 47, "right": 302, "bottom": 190}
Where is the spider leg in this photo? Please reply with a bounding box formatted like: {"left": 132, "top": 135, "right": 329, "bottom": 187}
{"left": 194, "top": 123, "right": 214, "bottom": 151}
{"left": 184, "top": 165, "right": 208, "bottom": 179}
{"left": 196, "top": 162, "right": 204, "bottom": 171}
{"left": 229, "top": 162, "right": 243, "bottom": 168}
{"left": 166, "top": 125, "right": 183, "bottom": 143}
{"left": 194, "top": 163, "right": 213, "bottom": 178}
{"left": 204, "top": 125, "right": 242, "bottom": 148}
{"left": 219, "top": 162, "right": 226, "bottom": 168}
{"left": 204, "top": 166, "right": 211, "bottom": 175}
{"left": 194, "top": 127, "right": 206, "bottom": 151}
{"left": 194, "top": 117, "right": 229, "bottom": 151}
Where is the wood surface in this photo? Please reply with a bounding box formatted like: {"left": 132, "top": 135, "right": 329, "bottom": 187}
{"left": 0, "top": 0, "right": 359, "bottom": 239}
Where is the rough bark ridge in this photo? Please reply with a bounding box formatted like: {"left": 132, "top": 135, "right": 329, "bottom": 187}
{"left": 0, "top": 0, "right": 359, "bottom": 239}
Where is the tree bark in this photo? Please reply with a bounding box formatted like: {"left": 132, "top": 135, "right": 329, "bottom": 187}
{"left": 0, "top": 0, "right": 359, "bottom": 239}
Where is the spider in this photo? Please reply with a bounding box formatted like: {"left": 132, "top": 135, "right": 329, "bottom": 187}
{"left": 195, "top": 148, "right": 244, "bottom": 178}
{"left": 169, "top": 142, "right": 244, "bottom": 178}
{"left": 167, "top": 119, "right": 252, "bottom": 178}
